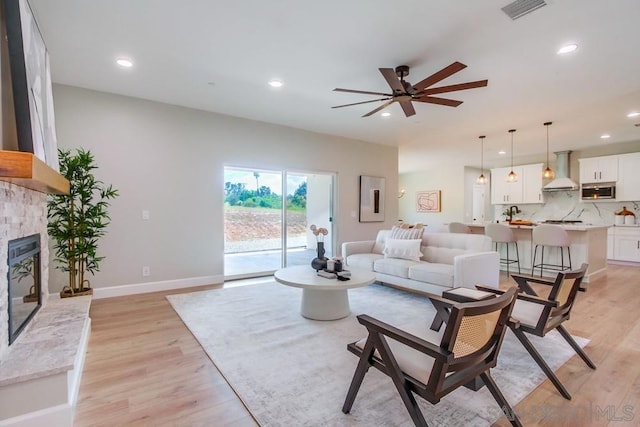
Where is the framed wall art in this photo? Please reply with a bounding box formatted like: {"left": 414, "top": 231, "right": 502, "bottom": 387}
{"left": 4, "top": 0, "right": 59, "bottom": 170}
{"left": 359, "top": 175, "right": 385, "bottom": 222}
{"left": 416, "top": 190, "right": 441, "bottom": 212}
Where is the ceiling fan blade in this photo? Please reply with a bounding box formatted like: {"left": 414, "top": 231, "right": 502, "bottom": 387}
{"left": 421, "top": 80, "right": 488, "bottom": 95}
{"left": 413, "top": 96, "right": 463, "bottom": 107}
{"left": 362, "top": 99, "right": 396, "bottom": 117}
{"left": 379, "top": 68, "right": 404, "bottom": 92}
{"left": 412, "top": 62, "right": 467, "bottom": 91}
{"left": 399, "top": 100, "right": 416, "bottom": 117}
{"left": 333, "top": 88, "right": 393, "bottom": 96}
{"left": 331, "top": 98, "right": 392, "bottom": 109}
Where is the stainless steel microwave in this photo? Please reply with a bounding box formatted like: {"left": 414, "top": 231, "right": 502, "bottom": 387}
{"left": 581, "top": 183, "right": 616, "bottom": 200}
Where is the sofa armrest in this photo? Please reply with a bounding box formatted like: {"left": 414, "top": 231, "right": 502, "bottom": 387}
{"left": 341, "top": 240, "right": 376, "bottom": 261}
{"left": 453, "top": 251, "right": 500, "bottom": 289}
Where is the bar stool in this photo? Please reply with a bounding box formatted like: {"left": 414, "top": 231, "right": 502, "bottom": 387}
{"left": 531, "top": 224, "right": 572, "bottom": 276}
{"left": 485, "top": 223, "right": 520, "bottom": 274}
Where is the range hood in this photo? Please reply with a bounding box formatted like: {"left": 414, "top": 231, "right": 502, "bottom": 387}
{"left": 543, "top": 151, "right": 579, "bottom": 191}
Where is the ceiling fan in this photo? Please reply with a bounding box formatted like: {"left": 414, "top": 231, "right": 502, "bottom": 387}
{"left": 332, "top": 62, "right": 488, "bottom": 117}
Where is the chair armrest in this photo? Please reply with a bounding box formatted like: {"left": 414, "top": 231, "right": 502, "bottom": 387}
{"left": 357, "top": 314, "right": 454, "bottom": 362}
{"left": 427, "top": 294, "right": 455, "bottom": 307}
{"left": 341, "top": 240, "right": 376, "bottom": 261}
{"left": 475, "top": 285, "right": 504, "bottom": 295}
{"left": 511, "top": 274, "right": 555, "bottom": 295}
{"left": 476, "top": 285, "right": 557, "bottom": 307}
{"left": 453, "top": 251, "right": 500, "bottom": 289}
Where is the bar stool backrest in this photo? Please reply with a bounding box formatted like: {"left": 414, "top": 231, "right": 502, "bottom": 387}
{"left": 532, "top": 224, "right": 570, "bottom": 247}
{"left": 485, "top": 223, "right": 516, "bottom": 244}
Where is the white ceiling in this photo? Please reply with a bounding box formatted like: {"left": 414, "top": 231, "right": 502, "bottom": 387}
{"left": 30, "top": 0, "right": 640, "bottom": 172}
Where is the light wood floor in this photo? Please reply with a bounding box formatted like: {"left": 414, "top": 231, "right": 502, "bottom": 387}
{"left": 74, "top": 265, "right": 640, "bottom": 427}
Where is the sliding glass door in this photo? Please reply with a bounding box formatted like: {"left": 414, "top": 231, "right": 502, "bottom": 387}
{"left": 224, "top": 167, "right": 334, "bottom": 279}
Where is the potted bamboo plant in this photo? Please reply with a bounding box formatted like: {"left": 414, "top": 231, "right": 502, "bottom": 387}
{"left": 47, "top": 148, "right": 118, "bottom": 297}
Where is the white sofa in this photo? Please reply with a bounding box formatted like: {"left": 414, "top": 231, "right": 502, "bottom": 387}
{"left": 342, "top": 229, "right": 500, "bottom": 295}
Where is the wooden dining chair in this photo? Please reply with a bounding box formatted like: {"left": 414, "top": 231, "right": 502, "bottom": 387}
{"left": 477, "top": 263, "right": 595, "bottom": 400}
{"left": 342, "top": 287, "right": 521, "bottom": 426}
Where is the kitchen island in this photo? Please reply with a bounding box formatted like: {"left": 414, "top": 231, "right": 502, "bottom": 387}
{"left": 468, "top": 223, "right": 609, "bottom": 283}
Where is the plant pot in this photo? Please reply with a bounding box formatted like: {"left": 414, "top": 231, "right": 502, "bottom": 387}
{"left": 60, "top": 287, "right": 93, "bottom": 298}
{"left": 22, "top": 294, "right": 38, "bottom": 303}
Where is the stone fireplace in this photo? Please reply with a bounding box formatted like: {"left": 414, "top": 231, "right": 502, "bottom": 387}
{"left": 0, "top": 168, "right": 91, "bottom": 425}
{"left": 0, "top": 181, "right": 50, "bottom": 359}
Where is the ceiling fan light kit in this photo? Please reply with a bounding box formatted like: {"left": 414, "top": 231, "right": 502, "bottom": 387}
{"left": 507, "top": 129, "right": 518, "bottom": 182}
{"left": 332, "top": 62, "right": 488, "bottom": 118}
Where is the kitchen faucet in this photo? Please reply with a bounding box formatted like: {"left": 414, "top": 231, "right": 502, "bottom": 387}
{"left": 507, "top": 205, "right": 521, "bottom": 222}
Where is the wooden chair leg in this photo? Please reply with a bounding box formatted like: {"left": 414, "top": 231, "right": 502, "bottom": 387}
{"left": 556, "top": 325, "right": 597, "bottom": 369}
{"left": 480, "top": 372, "right": 523, "bottom": 427}
{"left": 342, "top": 338, "right": 375, "bottom": 413}
{"left": 373, "top": 332, "right": 428, "bottom": 427}
{"left": 511, "top": 328, "right": 572, "bottom": 400}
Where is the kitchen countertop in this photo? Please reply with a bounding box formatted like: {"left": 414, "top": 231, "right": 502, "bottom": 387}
{"left": 467, "top": 222, "right": 611, "bottom": 231}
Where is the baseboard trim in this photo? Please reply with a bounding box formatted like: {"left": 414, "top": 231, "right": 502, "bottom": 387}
{"left": 92, "top": 275, "right": 224, "bottom": 299}
{"left": 0, "top": 403, "right": 72, "bottom": 427}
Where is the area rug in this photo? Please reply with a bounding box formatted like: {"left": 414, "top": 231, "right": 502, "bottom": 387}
{"left": 167, "top": 282, "right": 588, "bottom": 426}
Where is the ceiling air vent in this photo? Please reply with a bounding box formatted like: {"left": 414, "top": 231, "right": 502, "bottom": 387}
{"left": 501, "top": 0, "right": 547, "bottom": 20}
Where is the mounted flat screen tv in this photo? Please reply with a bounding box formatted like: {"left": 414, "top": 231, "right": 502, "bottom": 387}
{"left": 3, "top": 0, "right": 59, "bottom": 170}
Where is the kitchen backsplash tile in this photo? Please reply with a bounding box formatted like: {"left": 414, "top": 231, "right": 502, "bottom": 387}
{"left": 495, "top": 191, "right": 639, "bottom": 225}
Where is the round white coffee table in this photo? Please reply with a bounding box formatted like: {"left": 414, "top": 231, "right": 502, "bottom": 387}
{"left": 274, "top": 265, "right": 376, "bottom": 320}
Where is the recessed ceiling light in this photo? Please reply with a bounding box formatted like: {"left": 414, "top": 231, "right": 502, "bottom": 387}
{"left": 557, "top": 44, "right": 578, "bottom": 55}
{"left": 116, "top": 58, "right": 133, "bottom": 68}
{"left": 268, "top": 80, "right": 283, "bottom": 88}
{"left": 627, "top": 111, "right": 640, "bottom": 118}
{"left": 381, "top": 112, "right": 391, "bottom": 117}
{"left": 600, "top": 134, "right": 611, "bottom": 139}
{"left": 498, "top": 150, "right": 506, "bottom": 155}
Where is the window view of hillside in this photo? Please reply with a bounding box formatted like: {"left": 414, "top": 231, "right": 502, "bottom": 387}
{"left": 223, "top": 170, "right": 308, "bottom": 254}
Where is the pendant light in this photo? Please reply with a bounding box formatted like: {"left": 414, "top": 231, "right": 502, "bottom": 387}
{"left": 476, "top": 135, "right": 487, "bottom": 184}
{"left": 542, "top": 121, "right": 555, "bottom": 179}
{"left": 507, "top": 129, "right": 518, "bottom": 182}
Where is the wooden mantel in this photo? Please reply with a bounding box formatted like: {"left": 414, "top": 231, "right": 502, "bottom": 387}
{"left": 0, "top": 150, "right": 69, "bottom": 195}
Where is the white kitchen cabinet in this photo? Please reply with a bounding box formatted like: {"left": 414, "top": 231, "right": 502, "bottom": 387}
{"left": 612, "top": 227, "right": 640, "bottom": 262}
{"left": 616, "top": 152, "right": 640, "bottom": 201}
{"left": 579, "top": 155, "right": 618, "bottom": 184}
{"left": 522, "top": 163, "right": 543, "bottom": 204}
{"left": 491, "top": 164, "right": 542, "bottom": 204}
{"left": 491, "top": 166, "right": 522, "bottom": 204}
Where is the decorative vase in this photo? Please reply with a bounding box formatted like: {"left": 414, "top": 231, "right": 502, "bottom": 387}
{"left": 311, "top": 242, "right": 328, "bottom": 271}
{"left": 316, "top": 242, "right": 326, "bottom": 259}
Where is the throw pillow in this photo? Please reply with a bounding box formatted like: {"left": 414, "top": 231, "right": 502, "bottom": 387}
{"left": 383, "top": 238, "right": 423, "bottom": 262}
{"left": 390, "top": 225, "right": 424, "bottom": 240}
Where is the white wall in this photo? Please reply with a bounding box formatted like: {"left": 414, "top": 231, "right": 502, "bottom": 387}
{"left": 50, "top": 85, "right": 398, "bottom": 291}
{"left": 398, "top": 163, "right": 466, "bottom": 228}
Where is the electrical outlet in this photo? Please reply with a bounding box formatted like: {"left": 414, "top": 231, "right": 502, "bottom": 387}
{"left": 142, "top": 266, "right": 150, "bottom": 277}
{"left": 142, "top": 210, "right": 150, "bottom": 220}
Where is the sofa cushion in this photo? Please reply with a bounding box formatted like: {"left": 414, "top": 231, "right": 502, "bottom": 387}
{"left": 408, "top": 263, "right": 455, "bottom": 287}
{"left": 390, "top": 225, "right": 424, "bottom": 240}
{"left": 383, "top": 238, "right": 423, "bottom": 262}
{"left": 372, "top": 230, "right": 391, "bottom": 254}
{"left": 374, "top": 258, "right": 414, "bottom": 278}
{"left": 346, "top": 253, "right": 384, "bottom": 270}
